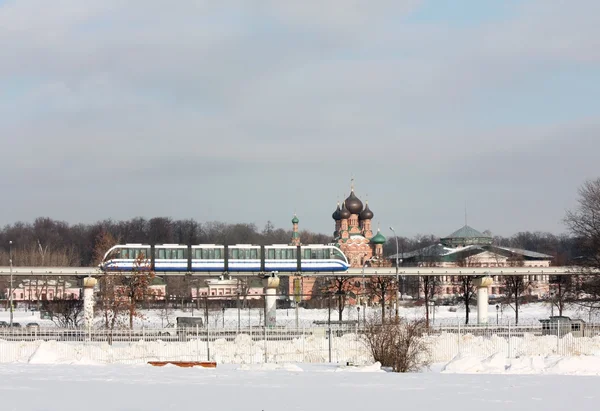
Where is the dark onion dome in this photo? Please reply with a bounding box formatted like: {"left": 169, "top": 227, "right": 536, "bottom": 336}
{"left": 344, "top": 190, "right": 363, "bottom": 214}
{"left": 339, "top": 202, "right": 351, "bottom": 219}
{"left": 332, "top": 202, "right": 341, "bottom": 220}
{"left": 370, "top": 229, "right": 386, "bottom": 244}
{"left": 292, "top": 214, "right": 299, "bottom": 224}
{"left": 359, "top": 201, "right": 374, "bottom": 220}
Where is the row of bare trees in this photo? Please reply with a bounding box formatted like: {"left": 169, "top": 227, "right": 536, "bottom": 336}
{"left": 0, "top": 217, "right": 331, "bottom": 267}
{"left": 0, "top": 216, "right": 584, "bottom": 268}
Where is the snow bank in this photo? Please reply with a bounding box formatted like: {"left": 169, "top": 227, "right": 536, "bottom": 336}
{"left": 442, "top": 353, "right": 600, "bottom": 375}
{"left": 333, "top": 361, "right": 384, "bottom": 373}
{"left": 2, "top": 330, "right": 600, "bottom": 372}
{"left": 237, "top": 363, "right": 303, "bottom": 372}
{"left": 28, "top": 341, "right": 103, "bottom": 366}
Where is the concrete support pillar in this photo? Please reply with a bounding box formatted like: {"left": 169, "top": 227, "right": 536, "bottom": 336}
{"left": 262, "top": 275, "right": 280, "bottom": 327}
{"left": 473, "top": 276, "right": 493, "bottom": 324}
{"left": 82, "top": 277, "right": 97, "bottom": 330}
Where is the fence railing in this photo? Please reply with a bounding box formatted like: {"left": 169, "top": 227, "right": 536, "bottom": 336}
{"left": 2, "top": 322, "right": 600, "bottom": 365}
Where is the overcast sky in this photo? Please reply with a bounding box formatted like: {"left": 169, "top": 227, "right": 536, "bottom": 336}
{"left": 1, "top": 0, "right": 598, "bottom": 238}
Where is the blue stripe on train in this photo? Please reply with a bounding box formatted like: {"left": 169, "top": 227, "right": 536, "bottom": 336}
{"left": 104, "top": 263, "right": 349, "bottom": 272}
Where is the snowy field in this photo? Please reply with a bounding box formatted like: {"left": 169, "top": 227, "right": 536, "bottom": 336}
{"left": 2, "top": 362, "right": 600, "bottom": 411}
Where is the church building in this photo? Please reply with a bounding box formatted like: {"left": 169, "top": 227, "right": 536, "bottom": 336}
{"left": 331, "top": 184, "right": 388, "bottom": 268}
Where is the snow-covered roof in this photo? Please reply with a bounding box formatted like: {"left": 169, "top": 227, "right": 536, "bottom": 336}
{"left": 494, "top": 246, "right": 553, "bottom": 259}
{"left": 443, "top": 225, "right": 489, "bottom": 239}
{"left": 388, "top": 244, "right": 553, "bottom": 261}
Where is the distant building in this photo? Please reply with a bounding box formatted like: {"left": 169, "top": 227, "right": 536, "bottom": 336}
{"left": 388, "top": 225, "right": 553, "bottom": 298}
{"left": 5, "top": 279, "right": 81, "bottom": 301}
{"left": 190, "top": 278, "right": 263, "bottom": 301}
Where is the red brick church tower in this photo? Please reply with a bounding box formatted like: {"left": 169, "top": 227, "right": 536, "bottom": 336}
{"left": 332, "top": 181, "right": 387, "bottom": 268}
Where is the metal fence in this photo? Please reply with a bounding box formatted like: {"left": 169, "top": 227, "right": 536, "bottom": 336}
{"left": 2, "top": 322, "right": 600, "bottom": 365}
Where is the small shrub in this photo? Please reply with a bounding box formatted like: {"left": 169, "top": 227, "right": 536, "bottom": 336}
{"left": 364, "top": 316, "right": 431, "bottom": 372}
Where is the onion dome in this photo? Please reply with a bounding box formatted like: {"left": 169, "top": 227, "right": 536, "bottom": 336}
{"left": 332, "top": 202, "right": 341, "bottom": 221}
{"left": 359, "top": 201, "right": 374, "bottom": 220}
{"left": 344, "top": 190, "right": 363, "bottom": 214}
{"left": 339, "top": 202, "right": 351, "bottom": 219}
{"left": 292, "top": 214, "right": 299, "bottom": 224}
{"left": 370, "top": 229, "right": 386, "bottom": 244}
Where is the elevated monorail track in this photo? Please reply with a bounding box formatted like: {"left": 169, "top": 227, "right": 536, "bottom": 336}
{"left": 0, "top": 266, "right": 588, "bottom": 277}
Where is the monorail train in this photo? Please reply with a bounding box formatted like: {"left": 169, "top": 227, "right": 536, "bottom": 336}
{"left": 100, "top": 243, "right": 350, "bottom": 273}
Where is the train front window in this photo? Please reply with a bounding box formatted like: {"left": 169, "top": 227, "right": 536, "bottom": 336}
{"left": 106, "top": 249, "right": 122, "bottom": 260}
{"left": 332, "top": 248, "right": 346, "bottom": 261}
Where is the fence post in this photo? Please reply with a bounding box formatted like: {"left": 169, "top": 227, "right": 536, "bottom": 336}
{"left": 264, "top": 325, "right": 267, "bottom": 363}
{"left": 196, "top": 324, "right": 199, "bottom": 362}
{"left": 507, "top": 320, "right": 511, "bottom": 359}
{"left": 457, "top": 320, "right": 461, "bottom": 356}
{"left": 302, "top": 325, "right": 305, "bottom": 363}
{"left": 206, "top": 317, "right": 211, "bottom": 362}
{"left": 557, "top": 319, "right": 560, "bottom": 356}
{"left": 328, "top": 323, "right": 332, "bottom": 363}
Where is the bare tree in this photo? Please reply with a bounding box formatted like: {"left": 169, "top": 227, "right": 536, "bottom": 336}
{"left": 122, "top": 253, "right": 155, "bottom": 329}
{"left": 93, "top": 231, "right": 126, "bottom": 335}
{"left": 458, "top": 276, "right": 476, "bottom": 324}
{"left": 320, "top": 276, "right": 354, "bottom": 321}
{"left": 565, "top": 178, "right": 600, "bottom": 271}
{"left": 97, "top": 271, "right": 127, "bottom": 333}
{"left": 549, "top": 275, "right": 577, "bottom": 316}
{"left": 421, "top": 275, "right": 440, "bottom": 327}
{"left": 456, "top": 256, "right": 478, "bottom": 324}
{"left": 367, "top": 276, "right": 396, "bottom": 323}
{"left": 42, "top": 297, "right": 84, "bottom": 328}
{"left": 503, "top": 275, "right": 528, "bottom": 324}
{"left": 564, "top": 178, "right": 600, "bottom": 313}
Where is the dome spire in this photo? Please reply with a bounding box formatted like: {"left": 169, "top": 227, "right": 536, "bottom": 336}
{"left": 370, "top": 223, "right": 386, "bottom": 244}
{"left": 359, "top": 200, "right": 374, "bottom": 220}
{"left": 344, "top": 187, "right": 363, "bottom": 215}
{"left": 332, "top": 201, "right": 341, "bottom": 221}
{"left": 339, "top": 198, "right": 351, "bottom": 219}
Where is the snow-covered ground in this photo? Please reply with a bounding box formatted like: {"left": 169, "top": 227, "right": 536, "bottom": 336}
{"left": 2, "top": 362, "right": 599, "bottom": 411}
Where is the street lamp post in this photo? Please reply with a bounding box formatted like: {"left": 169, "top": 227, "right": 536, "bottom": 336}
{"left": 9, "top": 240, "right": 13, "bottom": 327}
{"left": 389, "top": 227, "right": 400, "bottom": 317}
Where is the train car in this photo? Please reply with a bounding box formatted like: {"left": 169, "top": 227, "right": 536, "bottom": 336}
{"left": 100, "top": 243, "right": 349, "bottom": 273}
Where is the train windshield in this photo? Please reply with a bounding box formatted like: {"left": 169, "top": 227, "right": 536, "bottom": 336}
{"left": 331, "top": 248, "right": 347, "bottom": 262}
{"left": 105, "top": 248, "right": 123, "bottom": 261}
